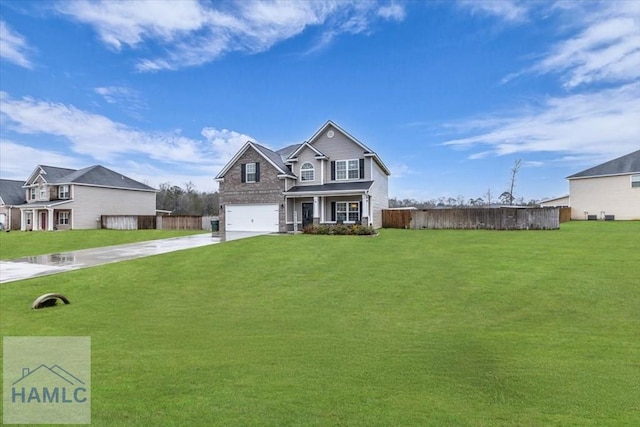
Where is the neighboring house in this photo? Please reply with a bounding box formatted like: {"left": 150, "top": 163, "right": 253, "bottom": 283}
{"left": 566, "top": 150, "right": 640, "bottom": 220}
{"left": 0, "top": 179, "right": 26, "bottom": 230}
{"left": 215, "top": 120, "right": 390, "bottom": 232}
{"left": 539, "top": 195, "right": 570, "bottom": 208}
{"left": 17, "top": 165, "right": 157, "bottom": 231}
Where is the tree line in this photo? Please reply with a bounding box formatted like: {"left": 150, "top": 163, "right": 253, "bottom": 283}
{"left": 156, "top": 182, "right": 219, "bottom": 215}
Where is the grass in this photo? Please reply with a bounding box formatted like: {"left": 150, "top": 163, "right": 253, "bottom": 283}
{"left": 1, "top": 222, "right": 639, "bottom": 426}
{"left": 0, "top": 229, "right": 205, "bottom": 260}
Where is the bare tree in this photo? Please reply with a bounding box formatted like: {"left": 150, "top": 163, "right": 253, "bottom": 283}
{"left": 507, "top": 159, "right": 523, "bottom": 205}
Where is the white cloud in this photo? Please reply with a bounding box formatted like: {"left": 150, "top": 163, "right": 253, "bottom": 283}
{"left": 94, "top": 85, "right": 147, "bottom": 119}
{"left": 201, "top": 127, "right": 256, "bottom": 165}
{"left": 533, "top": 12, "right": 640, "bottom": 88}
{"left": 0, "top": 139, "right": 81, "bottom": 180}
{"left": 0, "top": 93, "right": 263, "bottom": 192}
{"left": 442, "top": 83, "right": 640, "bottom": 161}
{"left": 0, "top": 20, "right": 34, "bottom": 68}
{"left": 56, "top": 0, "right": 209, "bottom": 50}
{"left": 378, "top": 3, "right": 406, "bottom": 22}
{"left": 55, "top": 0, "right": 404, "bottom": 71}
{"left": 0, "top": 91, "right": 252, "bottom": 170}
{"left": 457, "top": 0, "right": 530, "bottom": 23}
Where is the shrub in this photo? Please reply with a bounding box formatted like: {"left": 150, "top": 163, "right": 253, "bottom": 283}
{"left": 302, "top": 224, "right": 376, "bottom": 236}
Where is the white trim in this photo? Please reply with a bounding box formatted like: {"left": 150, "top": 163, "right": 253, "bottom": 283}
{"left": 300, "top": 162, "right": 315, "bottom": 182}
{"left": 335, "top": 159, "right": 360, "bottom": 181}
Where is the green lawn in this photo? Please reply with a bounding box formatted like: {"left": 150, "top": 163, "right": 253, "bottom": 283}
{"left": 1, "top": 222, "right": 639, "bottom": 426}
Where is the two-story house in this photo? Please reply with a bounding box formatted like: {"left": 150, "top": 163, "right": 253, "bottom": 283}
{"left": 215, "top": 120, "right": 390, "bottom": 233}
{"left": 566, "top": 150, "right": 640, "bottom": 220}
{"left": 18, "top": 165, "right": 157, "bottom": 231}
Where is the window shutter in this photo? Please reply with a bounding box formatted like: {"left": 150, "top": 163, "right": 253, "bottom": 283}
{"left": 359, "top": 159, "right": 365, "bottom": 179}
{"left": 331, "top": 161, "right": 336, "bottom": 180}
{"left": 331, "top": 202, "right": 336, "bottom": 221}
{"left": 241, "top": 164, "right": 246, "bottom": 183}
{"left": 255, "top": 162, "right": 260, "bottom": 182}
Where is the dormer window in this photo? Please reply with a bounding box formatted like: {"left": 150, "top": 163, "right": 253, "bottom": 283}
{"left": 300, "top": 162, "right": 314, "bottom": 181}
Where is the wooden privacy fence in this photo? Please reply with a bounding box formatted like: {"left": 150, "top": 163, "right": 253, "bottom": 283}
{"left": 383, "top": 207, "right": 561, "bottom": 230}
{"left": 101, "top": 215, "right": 156, "bottom": 230}
{"left": 101, "top": 215, "right": 218, "bottom": 230}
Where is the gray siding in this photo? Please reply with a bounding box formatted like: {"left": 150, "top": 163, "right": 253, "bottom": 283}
{"left": 293, "top": 148, "right": 323, "bottom": 186}
{"left": 312, "top": 125, "right": 371, "bottom": 182}
{"left": 369, "top": 159, "right": 389, "bottom": 228}
{"left": 68, "top": 185, "right": 156, "bottom": 229}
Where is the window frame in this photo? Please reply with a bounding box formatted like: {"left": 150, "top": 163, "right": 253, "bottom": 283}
{"left": 335, "top": 159, "right": 359, "bottom": 181}
{"left": 29, "top": 188, "right": 36, "bottom": 200}
{"left": 58, "top": 211, "right": 70, "bottom": 225}
{"left": 245, "top": 162, "right": 257, "bottom": 183}
{"left": 58, "top": 185, "right": 70, "bottom": 199}
{"left": 335, "top": 201, "right": 360, "bottom": 223}
{"left": 632, "top": 174, "right": 640, "bottom": 188}
{"left": 300, "top": 162, "right": 315, "bottom": 181}
{"left": 39, "top": 185, "right": 46, "bottom": 200}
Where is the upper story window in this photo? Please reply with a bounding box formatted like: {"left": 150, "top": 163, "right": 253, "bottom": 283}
{"left": 241, "top": 162, "right": 260, "bottom": 183}
{"left": 29, "top": 188, "right": 36, "bottom": 200}
{"left": 632, "top": 174, "right": 640, "bottom": 188}
{"left": 39, "top": 185, "right": 46, "bottom": 200}
{"left": 333, "top": 159, "right": 362, "bottom": 181}
{"left": 300, "top": 162, "right": 314, "bottom": 181}
{"left": 58, "top": 185, "right": 70, "bottom": 199}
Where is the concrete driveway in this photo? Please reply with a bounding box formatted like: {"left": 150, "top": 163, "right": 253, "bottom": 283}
{"left": 0, "top": 231, "right": 269, "bottom": 284}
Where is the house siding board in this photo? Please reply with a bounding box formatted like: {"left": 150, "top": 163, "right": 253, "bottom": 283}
{"left": 219, "top": 147, "right": 286, "bottom": 232}
{"left": 69, "top": 186, "right": 156, "bottom": 229}
{"left": 312, "top": 127, "right": 370, "bottom": 181}
{"left": 569, "top": 175, "right": 640, "bottom": 220}
{"left": 369, "top": 161, "right": 389, "bottom": 228}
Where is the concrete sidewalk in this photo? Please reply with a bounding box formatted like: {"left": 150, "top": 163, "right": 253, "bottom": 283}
{"left": 0, "top": 231, "right": 268, "bottom": 284}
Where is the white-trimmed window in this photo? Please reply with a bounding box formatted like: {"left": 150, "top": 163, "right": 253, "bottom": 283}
{"left": 336, "top": 201, "right": 360, "bottom": 222}
{"left": 29, "top": 188, "right": 36, "bottom": 200}
{"left": 335, "top": 159, "right": 360, "bottom": 180}
{"left": 632, "top": 174, "right": 640, "bottom": 188}
{"left": 300, "top": 162, "right": 314, "bottom": 181}
{"left": 58, "top": 211, "right": 69, "bottom": 225}
{"left": 242, "top": 163, "right": 260, "bottom": 182}
{"left": 58, "top": 185, "right": 70, "bottom": 199}
{"left": 39, "top": 185, "right": 46, "bottom": 199}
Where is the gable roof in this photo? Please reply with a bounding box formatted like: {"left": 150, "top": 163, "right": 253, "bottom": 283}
{"left": 306, "top": 120, "right": 391, "bottom": 175}
{"left": 567, "top": 150, "right": 640, "bottom": 179}
{"left": 25, "top": 165, "right": 156, "bottom": 191}
{"left": 215, "top": 120, "right": 391, "bottom": 180}
{"left": 215, "top": 141, "right": 296, "bottom": 179}
{"left": 0, "top": 179, "right": 26, "bottom": 205}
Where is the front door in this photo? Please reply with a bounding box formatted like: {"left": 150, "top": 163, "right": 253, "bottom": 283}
{"left": 302, "top": 203, "right": 313, "bottom": 228}
{"left": 40, "top": 211, "right": 48, "bottom": 230}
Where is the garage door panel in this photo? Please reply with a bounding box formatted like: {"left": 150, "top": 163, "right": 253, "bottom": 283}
{"left": 225, "top": 204, "right": 279, "bottom": 232}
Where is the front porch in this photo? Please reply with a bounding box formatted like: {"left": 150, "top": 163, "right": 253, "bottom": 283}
{"left": 19, "top": 203, "right": 73, "bottom": 231}
{"left": 284, "top": 189, "right": 372, "bottom": 232}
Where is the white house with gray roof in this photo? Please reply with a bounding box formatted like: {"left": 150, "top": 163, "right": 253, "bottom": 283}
{"left": 215, "top": 120, "right": 390, "bottom": 232}
{"left": 0, "top": 179, "right": 26, "bottom": 230}
{"left": 17, "top": 165, "right": 157, "bottom": 231}
{"left": 567, "top": 150, "right": 640, "bottom": 220}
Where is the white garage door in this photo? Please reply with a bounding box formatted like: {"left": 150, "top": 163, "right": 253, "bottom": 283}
{"left": 225, "top": 204, "right": 279, "bottom": 232}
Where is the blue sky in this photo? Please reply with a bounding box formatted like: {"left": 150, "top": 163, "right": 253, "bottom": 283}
{"left": 1, "top": 0, "right": 639, "bottom": 202}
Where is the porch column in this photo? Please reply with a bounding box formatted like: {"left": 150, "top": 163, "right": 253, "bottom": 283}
{"left": 319, "top": 197, "right": 325, "bottom": 224}
{"left": 361, "top": 194, "right": 370, "bottom": 226}
{"left": 20, "top": 209, "right": 26, "bottom": 231}
{"left": 313, "top": 196, "right": 320, "bottom": 226}
{"left": 47, "top": 208, "right": 54, "bottom": 231}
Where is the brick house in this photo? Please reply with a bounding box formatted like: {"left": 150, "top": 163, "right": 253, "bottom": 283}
{"left": 215, "top": 120, "right": 390, "bottom": 232}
